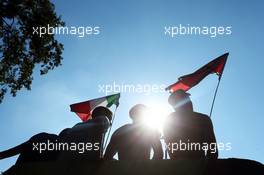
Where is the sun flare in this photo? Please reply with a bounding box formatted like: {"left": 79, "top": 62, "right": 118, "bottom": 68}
{"left": 142, "top": 103, "right": 172, "bottom": 133}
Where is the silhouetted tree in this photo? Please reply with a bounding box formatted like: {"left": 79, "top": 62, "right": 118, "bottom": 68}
{"left": 0, "top": 0, "right": 65, "bottom": 103}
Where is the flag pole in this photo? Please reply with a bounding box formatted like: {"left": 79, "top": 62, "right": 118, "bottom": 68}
{"left": 103, "top": 105, "right": 118, "bottom": 154}
{"left": 162, "top": 136, "right": 169, "bottom": 159}
{"left": 209, "top": 79, "right": 221, "bottom": 118}
{"left": 209, "top": 52, "right": 228, "bottom": 118}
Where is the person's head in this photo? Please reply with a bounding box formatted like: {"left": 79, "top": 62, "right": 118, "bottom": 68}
{"left": 168, "top": 90, "right": 193, "bottom": 112}
{"left": 92, "top": 106, "right": 113, "bottom": 121}
{"left": 129, "top": 104, "right": 147, "bottom": 123}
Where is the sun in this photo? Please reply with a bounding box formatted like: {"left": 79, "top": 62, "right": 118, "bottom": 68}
{"left": 142, "top": 103, "right": 172, "bottom": 133}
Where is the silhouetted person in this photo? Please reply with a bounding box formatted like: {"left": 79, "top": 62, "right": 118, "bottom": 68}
{"left": 163, "top": 90, "right": 218, "bottom": 159}
{"left": 104, "top": 104, "right": 163, "bottom": 160}
{"left": 0, "top": 107, "right": 112, "bottom": 164}
{"left": 57, "top": 106, "right": 112, "bottom": 161}
{"left": 0, "top": 132, "right": 59, "bottom": 164}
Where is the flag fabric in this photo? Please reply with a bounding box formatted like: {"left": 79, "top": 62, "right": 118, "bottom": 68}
{"left": 166, "top": 53, "right": 229, "bottom": 93}
{"left": 70, "top": 93, "right": 120, "bottom": 122}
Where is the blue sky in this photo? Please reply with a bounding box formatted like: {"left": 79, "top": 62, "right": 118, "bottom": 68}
{"left": 1, "top": 0, "right": 264, "bottom": 171}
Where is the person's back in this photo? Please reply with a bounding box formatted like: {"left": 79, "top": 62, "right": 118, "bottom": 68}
{"left": 107, "top": 124, "right": 158, "bottom": 160}
{"left": 104, "top": 104, "right": 163, "bottom": 160}
{"left": 163, "top": 90, "right": 218, "bottom": 160}
{"left": 164, "top": 111, "right": 217, "bottom": 159}
{"left": 58, "top": 106, "right": 112, "bottom": 161}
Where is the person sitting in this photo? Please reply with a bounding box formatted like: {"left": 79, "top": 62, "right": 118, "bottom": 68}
{"left": 163, "top": 90, "right": 218, "bottom": 160}
{"left": 104, "top": 104, "right": 163, "bottom": 160}
{"left": 57, "top": 106, "right": 112, "bottom": 161}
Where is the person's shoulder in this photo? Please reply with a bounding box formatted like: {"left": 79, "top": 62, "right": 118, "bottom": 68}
{"left": 71, "top": 120, "right": 91, "bottom": 129}
{"left": 113, "top": 124, "right": 131, "bottom": 134}
{"left": 116, "top": 124, "right": 132, "bottom": 131}
{"left": 73, "top": 122, "right": 84, "bottom": 127}
{"left": 194, "top": 112, "right": 212, "bottom": 124}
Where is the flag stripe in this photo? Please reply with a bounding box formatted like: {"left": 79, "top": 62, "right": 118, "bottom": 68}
{"left": 106, "top": 94, "right": 120, "bottom": 107}
{"left": 70, "top": 93, "right": 120, "bottom": 122}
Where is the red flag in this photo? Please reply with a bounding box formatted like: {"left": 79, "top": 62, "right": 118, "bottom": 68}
{"left": 166, "top": 53, "right": 228, "bottom": 93}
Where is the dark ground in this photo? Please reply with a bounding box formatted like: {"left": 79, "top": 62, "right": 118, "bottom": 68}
{"left": 3, "top": 158, "right": 264, "bottom": 175}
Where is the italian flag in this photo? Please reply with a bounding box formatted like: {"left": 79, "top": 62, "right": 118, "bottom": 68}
{"left": 70, "top": 93, "right": 120, "bottom": 122}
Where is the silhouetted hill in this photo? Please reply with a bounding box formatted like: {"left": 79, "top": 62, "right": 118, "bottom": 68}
{"left": 3, "top": 158, "right": 264, "bottom": 175}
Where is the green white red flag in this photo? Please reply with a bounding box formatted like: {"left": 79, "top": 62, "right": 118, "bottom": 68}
{"left": 70, "top": 93, "right": 120, "bottom": 122}
{"left": 166, "top": 53, "right": 228, "bottom": 93}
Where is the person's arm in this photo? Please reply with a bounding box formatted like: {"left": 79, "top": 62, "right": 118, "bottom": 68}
{"left": 151, "top": 132, "right": 163, "bottom": 160}
{"left": 206, "top": 118, "right": 218, "bottom": 159}
{"left": 103, "top": 135, "right": 117, "bottom": 160}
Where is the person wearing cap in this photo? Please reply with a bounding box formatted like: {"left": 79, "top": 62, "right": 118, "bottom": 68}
{"left": 104, "top": 104, "right": 163, "bottom": 160}
{"left": 163, "top": 90, "right": 218, "bottom": 159}
{"left": 57, "top": 106, "right": 112, "bottom": 161}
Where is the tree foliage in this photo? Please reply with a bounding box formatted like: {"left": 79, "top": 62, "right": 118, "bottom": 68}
{"left": 0, "top": 0, "right": 64, "bottom": 103}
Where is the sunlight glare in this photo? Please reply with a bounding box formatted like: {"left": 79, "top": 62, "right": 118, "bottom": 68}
{"left": 142, "top": 103, "right": 172, "bottom": 133}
